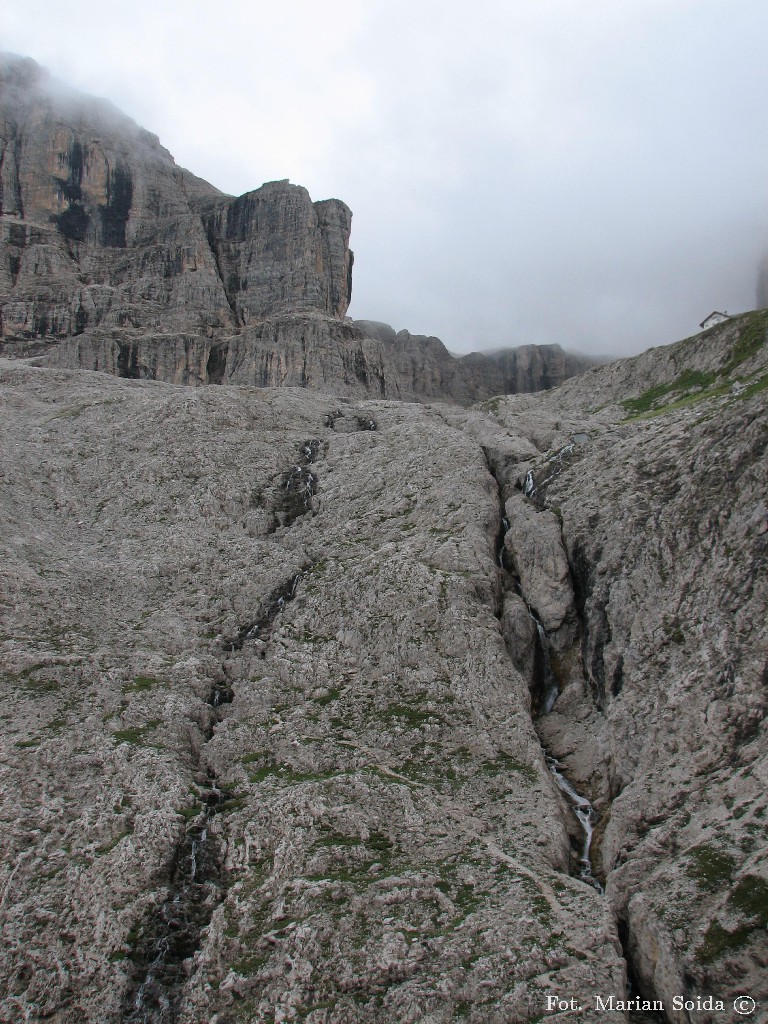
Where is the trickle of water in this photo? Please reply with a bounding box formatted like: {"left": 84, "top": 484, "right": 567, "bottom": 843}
{"left": 524, "top": 470, "right": 535, "bottom": 497}
{"left": 547, "top": 756, "right": 602, "bottom": 892}
{"left": 529, "top": 611, "right": 559, "bottom": 712}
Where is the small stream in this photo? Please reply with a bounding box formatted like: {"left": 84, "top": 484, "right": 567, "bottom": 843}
{"left": 546, "top": 756, "right": 602, "bottom": 891}
{"left": 529, "top": 611, "right": 559, "bottom": 714}
{"left": 491, "top": 474, "right": 601, "bottom": 892}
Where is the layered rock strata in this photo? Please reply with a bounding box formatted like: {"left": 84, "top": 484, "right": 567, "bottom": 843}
{"left": 0, "top": 55, "right": 352, "bottom": 350}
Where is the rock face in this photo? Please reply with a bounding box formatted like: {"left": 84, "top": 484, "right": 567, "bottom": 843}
{"left": 0, "top": 54, "right": 352, "bottom": 349}
{"left": 197, "top": 182, "right": 353, "bottom": 325}
{"left": 483, "top": 310, "right": 768, "bottom": 1023}
{"left": 1, "top": 53, "right": 593, "bottom": 404}
{"left": 1, "top": 307, "right": 766, "bottom": 1023}
{"left": 355, "top": 325, "right": 595, "bottom": 405}
{"left": 46, "top": 315, "right": 595, "bottom": 402}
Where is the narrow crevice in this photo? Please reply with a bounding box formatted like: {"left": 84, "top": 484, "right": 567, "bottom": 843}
{"left": 518, "top": 455, "right": 607, "bottom": 715}
{"left": 528, "top": 606, "right": 560, "bottom": 716}
{"left": 122, "top": 671, "right": 237, "bottom": 1021}
{"left": 121, "top": 761, "right": 225, "bottom": 1015}
{"left": 230, "top": 570, "right": 305, "bottom": 651}
{"left": 483, "top": 450, "right": 666, "bottom": 1017}
{"left": 205, "top": 341, "right": 228, "bottom": 385}
{"left": 618, "top": 919, "right": 672, "bottom": 1024}
{"left": 323, "top": 408, "right": 377, "bottom": 431}
{"left": 200, "top": 215, "right": 240, "bottom": 326}
{"left": 485, "top": 456, "right": 598, "bottom": 861}
{"left": 121, "top": 769, "right": 231, "bottom": 1024}
{"left": 121, "top": 562, "right": 302, "bottom": 1020}
{"left": 121, "top": 554, "right": 307, "bottom": 1020}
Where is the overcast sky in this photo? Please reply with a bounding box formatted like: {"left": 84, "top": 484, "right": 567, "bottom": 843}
{"left": 4, "top": 0, "right": 768, "bottom": 356}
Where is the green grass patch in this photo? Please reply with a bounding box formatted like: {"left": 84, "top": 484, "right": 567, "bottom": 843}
{"left": 479, "top": 752, "right": 537, "bottom": 781}
{"left": 123, "top": 675, "right": 161, "bottom": 693}
{"left": 313, "top": 687, "right": 342, "bottom": 706}
{"left": 735, "top": 370, "right": 768, "bottom": 401}
{"left": 697, "top": 920, "right": 754, "bottom": 963}
{"left": 729, "top": 874, "right": 768, "bottom": 922}
{"left": 218, "top": 795, "right": 247, "bottom": 814}
{"left": 112, "top": 720, "right": 162, "bottom": 745}
{"left": 480, "top": 396, "right": 503, "bottom": 415}
{"left": 721, "top": 310, "right": 768, "bottom": 373}
{"left": 623, "top": 311, "right": 768, "bottom": 420}
{"left": 686, "top": 844, "right": 736, "bottom": 891}
{"left": 176, "top": 803, "right": 203, "bottom": 820}
{"left": 621, "top": 369, "right": 718, "bottom": 416}
{"left": 380, "top": 702, "right": 442, "bottom": 728}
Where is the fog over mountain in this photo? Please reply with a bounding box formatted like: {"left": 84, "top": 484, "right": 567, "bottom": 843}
{"left": 4, "top": 0, "right": 768, "bottom": 357}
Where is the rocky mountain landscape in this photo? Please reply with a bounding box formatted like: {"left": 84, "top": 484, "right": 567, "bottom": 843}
{"left": 0, "top": 53, "right": 593, "bottom": 403}
{"left": 1, "top": 52, "right": 767, "bottom": 1024}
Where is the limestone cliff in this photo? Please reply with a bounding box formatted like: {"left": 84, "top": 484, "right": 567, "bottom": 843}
{"left": 1, "top": 53, "right": 591, "bottom": 403}
{"left": 0, "top": 54, "right": 352, "bottom": 350}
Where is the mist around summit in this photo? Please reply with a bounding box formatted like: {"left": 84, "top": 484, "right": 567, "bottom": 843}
{"left": 4, "top": 0, "right": 768, "bottom": 357}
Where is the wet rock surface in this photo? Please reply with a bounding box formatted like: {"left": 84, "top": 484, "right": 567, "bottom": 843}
{"left": 484, "top": 311, "right": 768, "bottom": 1023}
{"left": 0, "top": 363, "right": 626, "bottom": 1023}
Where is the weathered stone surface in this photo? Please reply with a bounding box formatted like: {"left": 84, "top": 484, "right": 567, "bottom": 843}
{"left": 0, "top": 54, "right": 351, "bottom": 357}
{"left": 352, "top": 323, "right": 596, "bottom": 405}
{"left": 0, "top": 360, "right": 627, "bottom": 1023}
{"left": 2, "top": 309, "right": 766, "bottom": 1022}
{"left": 486, "top": 309, "right": 768, "bottom": 1021}
{"left": 498, "top": 592, "right": 538, "bottom": 681}
{"left": 503, "top": 498, "right": 577, "bottom": 650}
{"left": 2, "top": 52, "right": 768, "bottom": 1024}
{"left": 197, "top": 181, "right": 353, "bottom": 324}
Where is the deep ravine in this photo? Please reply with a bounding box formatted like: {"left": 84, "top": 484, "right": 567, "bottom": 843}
{"left": 485, "top": 453, "right": 597, "bottom": 882}
{"left": 482, "top": 452, "right": 672, "bottom": 1018}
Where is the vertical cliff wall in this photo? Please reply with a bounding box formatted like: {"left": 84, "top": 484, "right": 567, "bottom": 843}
{"left": 0, "top": 54, "right": 352, "bottom": 352}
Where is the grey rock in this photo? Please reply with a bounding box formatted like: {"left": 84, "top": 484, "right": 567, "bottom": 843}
{"left": 2, "top": 53, "right": 768, "bottom": 1024}
{"left": 0, "top": 54, "right": 351, "bottom": 354}
{"left": 0, "top": 360, "right": 626, "bottom": 1023}
{"left": 503, "top": 497, "right": 577, "bottom": 650}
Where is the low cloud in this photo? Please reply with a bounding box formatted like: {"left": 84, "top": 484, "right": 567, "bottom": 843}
{"left": 4, "top": 0, "right": 768, "bottom": 356}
